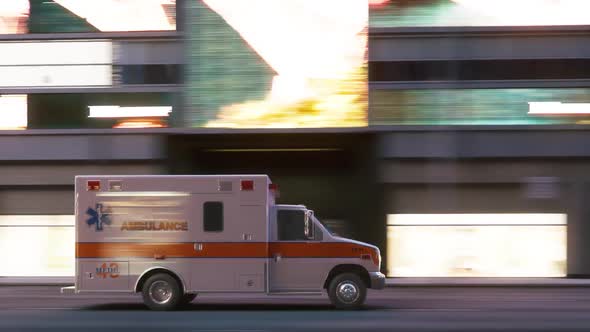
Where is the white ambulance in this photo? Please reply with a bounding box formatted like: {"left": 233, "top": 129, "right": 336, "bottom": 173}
{"left": 69, "top": 175, "right": 385, "bottom": 310}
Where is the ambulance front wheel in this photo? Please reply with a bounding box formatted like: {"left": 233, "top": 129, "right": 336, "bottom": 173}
{"left": 142, "top": 273, "right": 182, "bottom": 311}
{"left": 328, "top": 273, "right": 367, "bottom": 309}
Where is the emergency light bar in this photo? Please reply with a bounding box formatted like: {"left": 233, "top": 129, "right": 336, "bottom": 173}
{"left": 269, "top": 183, "right": 280, "bottom": 198}
{"left": 240, "top": 180, "right": 254, "bottom": 191}
{"left": 86, "top": 180, "right": 100, "bottom": 191}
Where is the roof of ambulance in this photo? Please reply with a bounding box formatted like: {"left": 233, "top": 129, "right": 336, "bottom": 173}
{"left": 75, "top": 175, "right": 270, "bottom": 179}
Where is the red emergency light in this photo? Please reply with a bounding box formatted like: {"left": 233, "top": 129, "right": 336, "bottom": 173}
{"left": 269, "top": 183, "right": 280, "bottom": 198}
{"left": 240, "top": 180, "right": 254, "bottom": 191}
{"left": 369, "top": 0, "right": 390, "bottom": 6}
{"left": 87, "top": 180, "right": 100, "bottom": 191}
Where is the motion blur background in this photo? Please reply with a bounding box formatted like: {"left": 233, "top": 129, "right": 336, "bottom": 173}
{"left": 0, "top": 0, "right": 589, "bottom": 281}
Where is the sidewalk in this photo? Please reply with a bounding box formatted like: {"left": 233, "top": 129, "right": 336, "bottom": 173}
{"left": 0, "top": 277, "right": 74, "bottom": 286}
{"left": 3, "top": 277, "right": 590, "bottom": 287}
{"left": 386, "top": 277, "right": 590, "bottom": 287}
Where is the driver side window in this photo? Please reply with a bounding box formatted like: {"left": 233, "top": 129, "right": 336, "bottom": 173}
{"left": 277, "top": 210, "right": 308, "bottom": 241}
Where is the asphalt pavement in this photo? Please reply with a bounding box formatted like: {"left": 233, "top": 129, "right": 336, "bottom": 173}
{"left": 1, "top": 286, "right": 590, "bottom": 331}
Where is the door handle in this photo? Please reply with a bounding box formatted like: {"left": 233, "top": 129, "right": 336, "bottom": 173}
{"left": 194, "top": 243, "right": 203, "bottom": 251}
{"left": 273, "top": 253, "right": 282, "bottom": 262}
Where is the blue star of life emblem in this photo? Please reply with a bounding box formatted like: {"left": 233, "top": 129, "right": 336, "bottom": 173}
{"left": 86, "top": 203, "right": 111, "bottom": 231}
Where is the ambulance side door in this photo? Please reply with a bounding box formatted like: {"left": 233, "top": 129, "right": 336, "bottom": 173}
{"left": 189, "top": 194, "right": 266, "bottom": 293}
{"left": 268, "top": 208, "right": 325, "bottom": 292}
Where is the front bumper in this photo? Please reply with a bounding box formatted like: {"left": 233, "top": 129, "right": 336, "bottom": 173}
{"left": 369, "top": 272, "right": 386, "bottom": 289}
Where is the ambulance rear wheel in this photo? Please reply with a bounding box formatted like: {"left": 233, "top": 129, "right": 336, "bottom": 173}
{"left": 328, "top": 273, "right": 367, "bottom": 309}
{"left": 142, "top": 273, "right": 182, "bottom": 311}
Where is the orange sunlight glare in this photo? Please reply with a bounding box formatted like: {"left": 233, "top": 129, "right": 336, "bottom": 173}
{"left": 368, "top": 0, "right": 391, "bottom": 6}
{"left": 202, "top": 0, "right": 368, "bottom": 128}
{"left": 113, "top": 120, "right": 166, "bottom": 129}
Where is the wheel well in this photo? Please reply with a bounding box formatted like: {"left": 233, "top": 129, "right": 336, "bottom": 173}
{"left": 323, "top": 264, "right": 370, "bottom": 289}
{"left": 134, "top": 268, "right": 185, "bottom": 293}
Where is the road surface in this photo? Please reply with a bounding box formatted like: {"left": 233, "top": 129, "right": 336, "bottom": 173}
{"left": 0, "top": 286, "right": 590, "bottom": 331}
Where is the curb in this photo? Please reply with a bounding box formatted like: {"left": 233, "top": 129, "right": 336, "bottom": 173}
{"left": 3, "top": 278, "right": 590, "bottom": 288}
{"left": 385, "top": 278, "right": 590, "bottom": 287}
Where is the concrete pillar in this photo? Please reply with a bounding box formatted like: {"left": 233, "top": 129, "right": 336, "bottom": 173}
{"left": 567, "top": 182, "right": 590, "bottom": 277}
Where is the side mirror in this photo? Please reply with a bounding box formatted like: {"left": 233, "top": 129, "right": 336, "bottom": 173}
{"left": 304, "top": 210, "right": 314, "bottom": 239}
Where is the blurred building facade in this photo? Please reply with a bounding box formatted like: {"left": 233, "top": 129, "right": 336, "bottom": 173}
{"left": 370, "top": 0, "right": 590, "bottom": 278}
{"left": 2, "top": 0, "right": 590, "bottom": 279}
{"left": 0, "top": 0, "right": 178, "bottom": 277}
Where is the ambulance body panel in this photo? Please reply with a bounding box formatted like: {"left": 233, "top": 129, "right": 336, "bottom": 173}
{"left": 73, "top": 175, "right": 385, "bottom": 309}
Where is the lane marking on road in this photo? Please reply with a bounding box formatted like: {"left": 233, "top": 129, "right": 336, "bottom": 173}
{"left": 3, "top": 307, "right": 484, "bottom": 312}
{"left": 7, "top": 308, "right": 76, "bottom": 310}
{"left": 190, "top": 330, "right": 267, "bottom": 332}
{"left": 378, "top": 308, "right": 484, "bottom": 312}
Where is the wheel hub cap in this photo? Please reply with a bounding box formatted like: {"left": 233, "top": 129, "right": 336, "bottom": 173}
{"left": 336, "top": 281, "right": 359, "bottom": 304}
{"left": 149, "top": 280, "right": 173, "bottom": 304}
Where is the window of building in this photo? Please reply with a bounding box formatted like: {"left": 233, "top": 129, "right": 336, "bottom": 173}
{"left": 1, "top": 0, "right": 177, "bottom": 34}
{"left": 370, "top": 88, "right": 590, "bottom": 126}
{"left": 370, "top": 59, "right": 590, "bottom": 82}
{"left": 203, "top": 201, "right": 223, "bottom": 232}
{"left": 25, "top": 92, "right": 175, "bottom": 129}
{"left": 386, "top": 213, "right": 567, "bottom": 277}
{"left": 0, "top": 215, "right": 74, "bottom": 277}
{"left": 369, "top": 0, "right": 590, "bottom": 28}
{"left": 115, "top": 64, "right": 181, "bottom": 85}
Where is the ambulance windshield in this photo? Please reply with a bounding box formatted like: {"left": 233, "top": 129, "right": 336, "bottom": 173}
{"left": 312, "top": 214, "right": 334, "bottom": 236}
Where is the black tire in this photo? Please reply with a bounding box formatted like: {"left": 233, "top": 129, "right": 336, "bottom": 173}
{"left": 142, "top": 273, "right": 182, "bottom": 311}
{"left": 328, "top": 273, "right": 367, "bottom": 309}
{"left": 180, "top": 293, "right": 197, "bottom": 306}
